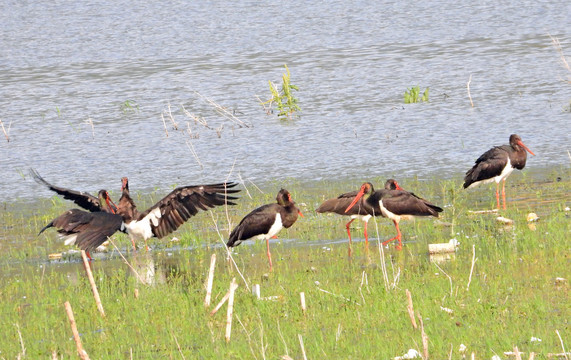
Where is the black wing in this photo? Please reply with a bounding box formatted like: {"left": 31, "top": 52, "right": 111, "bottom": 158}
{"left": 227, "top": 203, "right": 278, "bottom": 247}
{"left": 39, "top": 209, "right": 123, "bottom": 252}
{"left": 31, "top": 169, "right": 114, "bottom": 213}
{"left": 137, "top": 182, "right": 240, "bottom": 239}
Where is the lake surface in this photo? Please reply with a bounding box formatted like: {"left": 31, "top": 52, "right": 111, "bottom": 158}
{"left": 1, "top": 0, "right": 570, "bottom": 202}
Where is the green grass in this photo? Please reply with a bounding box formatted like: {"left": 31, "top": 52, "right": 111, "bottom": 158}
{"left": 0, "top": 169, "right": 569, "bottom": 359}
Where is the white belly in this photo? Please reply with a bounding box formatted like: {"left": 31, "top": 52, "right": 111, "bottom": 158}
{"left": 126, "top": 207, "right": 162, "bottom": 240}
{"left": 256, "top": 213, "right": 283, "bottom": 240}
{"left": 379, "top": 200, "right": 414, "bottom": 222}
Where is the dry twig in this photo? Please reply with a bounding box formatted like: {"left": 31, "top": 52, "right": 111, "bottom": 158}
{"left": 0, "top": 119, "right": 11, "bottom": 142}
{"left": 14, "top": 323, "right": 25, "bottom": 357}
{"left": 466, "top": 244, "right": 477, "bottom": 291}
{"left": 418, "top": 314, "right": 429, "bottom": 359}
{"left": 108, "top": 238, "right": 149, "bottom": 285}
{"left": 195, "top": 91, "right": 251, "bottom": 128}
{"left": 433, "top": 261, "right": 453, "bottom": 297}
{"left": 555, "top": 330, "right": 569, "bottom": 360}
{"left": 406, "top": 289, "right": 418, "bottom": 329}
{"left": 467, "top": 74, "right": 474, "bottom": 107}
{"left": 171, "top": 331, "right": 186, "bottom": 360}
{"left": 298, "top": 334, "right": 308, "bottom": 360}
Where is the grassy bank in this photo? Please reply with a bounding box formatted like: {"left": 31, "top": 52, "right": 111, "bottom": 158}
{"left": 0, "top": 169, "right": 569, "bottom": 359}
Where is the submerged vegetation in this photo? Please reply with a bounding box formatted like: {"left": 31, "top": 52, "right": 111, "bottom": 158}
{"left": 0, "top": 170, "right": 569, "bottom": 359}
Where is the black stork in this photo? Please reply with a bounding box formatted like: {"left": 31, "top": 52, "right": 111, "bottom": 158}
{"left": 316, "top": 179, "right": 402, "bottom": 255}
{"left": 31, "top": 169, "right": 118, "bottom": 213}
{"left": 226, "top": 189, "right": 303, "bottom": 271}
{"left": 463, "top": 134, "right": 535, "bottom": 210}
{"left": 116, "top": 177, "right": 240, "bottom": 250}
{"left": 38, "top": 190, "right": 124, "bottom": 258}
{"left": 40, "top": 178, "right": 240, "bottom": 256}
{"left": 345, "top": 182, "right": 443, "bottom": 250}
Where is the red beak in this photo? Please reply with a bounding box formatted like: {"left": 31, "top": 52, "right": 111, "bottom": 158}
{"left": 298, "top": 210, "right": 304, "bottom": 217}
{"left": 517, "top": 140, "right": 535, "bottom": 156}
{"left": 345, "top": 185, "right": 367, "bottom": 213}
{"left": 105, "top": 192, "right": 118, "bottom": 214}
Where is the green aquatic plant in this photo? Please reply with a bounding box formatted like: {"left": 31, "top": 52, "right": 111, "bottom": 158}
{"left": 119, "top": 99, "right": 140, "bottom": 114}
{"left": 263, "top": 65, "right": 301, "bottom": 120}
{"left": 404, "top": 86, "right": 429, "bottom": 104}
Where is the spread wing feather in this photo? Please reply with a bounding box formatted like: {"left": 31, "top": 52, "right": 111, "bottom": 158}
{"left": 135, "top": 182, "right": 239, "bottom": 239}
{"left": 31, "top": 169, "right": 116, "bottom": 213}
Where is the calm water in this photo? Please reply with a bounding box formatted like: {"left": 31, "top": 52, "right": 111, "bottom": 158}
{"left": 1, "top": 0, "right": 570, "bottom": 202}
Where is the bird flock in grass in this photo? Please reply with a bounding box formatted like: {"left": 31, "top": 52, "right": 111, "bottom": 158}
{"left": 36, "top": 134, "right": 534, "bottom": 269}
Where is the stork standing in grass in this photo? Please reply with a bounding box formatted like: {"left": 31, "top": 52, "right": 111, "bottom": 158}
{"left": 463, "top": 134, "right": 535, "bottom": 209}
{"left": 227, "top": 189, "right": 303, "bottom": 271}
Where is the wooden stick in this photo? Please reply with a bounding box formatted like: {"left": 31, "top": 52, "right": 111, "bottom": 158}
{"left": 405, "top": 289, "right": 417, "bottom": 329}
{"left": 134, "top": 288, "right": 139, "bottom": 299}
{"left": 64, "top": 301, "right": 91, "bottom": 360}
{"left": 252, "top": 284, "right": 261, "bottom": 299}
{"left": 418, "top": 314, "right": 428, "bottom": 360}
{"left": 298, "top": 334, "right": 308, "bottom": 360}
{"left": 428, "top": 243, "right": 456, "bottom": 254}
{"left": 467, "top": 74, "right": 474, "bottom": 107}
{"left": 300, "top": 292, "right": 306, "bottom": 315}
{"left": 225, "top": 278, "right": 238, "bottom": 343}
{"left": 529, "top": 352, "right": 536, "bottom": 360}
{"left": 204, "top": 254, "right": 216, "bottom": 307}
{"left": 466, "top": 245, "right": 477, "bottom": 291}
{"left": 81, "top": 251, "right": 105, "bottom": 317}
{"left": 210, "top": 290, "right": 230, "bottom": 316}
{"left": 548, "top": 352, "right": 571, "bottom": 359}
{"left": 513, "top": 346, "right": 523, "bottom": 360}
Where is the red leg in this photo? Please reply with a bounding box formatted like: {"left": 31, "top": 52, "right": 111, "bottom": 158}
{"left": 345, "top": 219, "right": 355, "bottom": 257}
{"left": 363, "top": 220, "right": 370, "bottom": 254}
{"left": 266, "top": 237, "right": 273, "bottom": 271}
{"left": 495, "top": 183, "right": 501, "bottom": 210}
{"left": 130, "top": 238, "right": 137, "bottom": 251}
{"left": 86, "top": 251, "right": 93, "bottom": 262}
{"left": 501, "top": 179, "right": 507, "bottom": 210}
{"left": 382, "top": 220, "right": 403, "bottom": 250}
